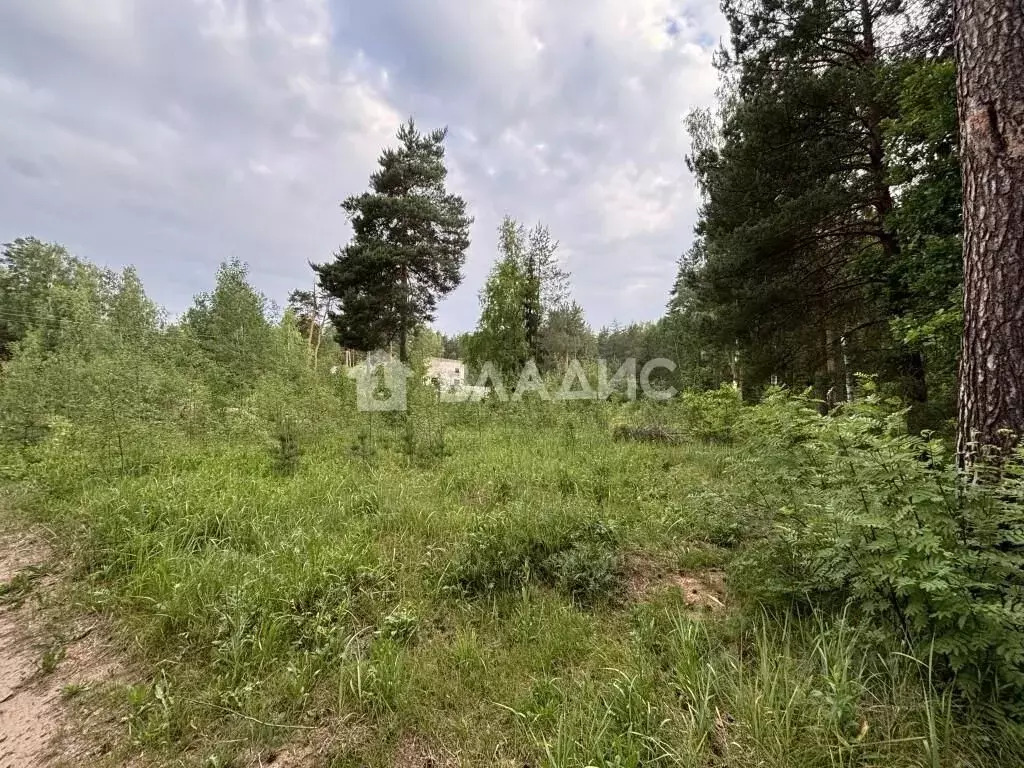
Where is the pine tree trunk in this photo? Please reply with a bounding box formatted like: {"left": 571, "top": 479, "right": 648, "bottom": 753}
{"left": 860, "top": 0, "right": 929, "bottom": 412}
{"left": 859, "top": 0, "right": 897, "bottom": 241}
{"left": 954, "top": 0, "right": 1024, "bottom": 463}
{"left": 399, "top": 264, "right": 409, "bottom": 363}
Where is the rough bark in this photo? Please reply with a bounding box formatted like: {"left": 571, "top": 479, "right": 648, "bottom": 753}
{"left": 954, "top": 0, "right": 1024, "bottom": 462}
{"left": 399, "top": 264, "right": 409, "bottom": 363}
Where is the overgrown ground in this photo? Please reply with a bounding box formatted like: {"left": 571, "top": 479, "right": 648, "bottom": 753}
{"left": 3, "top": 390, "right": 1021, "bottom": 767}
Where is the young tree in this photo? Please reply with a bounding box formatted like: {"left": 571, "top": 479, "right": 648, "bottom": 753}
{"left": 523, "top": 222, "right": 569, "bottom": 364}
{"left": 541, "top": 302, "right": 595, "bottom": 368}
{"left": 467, "top": 221, "right": 532, "bottom": 380}
{"left": 0, "top": 237, "right": 80, "bottom": 356}
{"left": 109, "top": 266, "right": 160, "bottom": 347}
{"left": 315, "top": 119, "right": 472, "bottom": 362}
{"left": 954, "top": 0, "right": 1024, "bottom": 460}
{"left": 183, "top": 259, "right": 273, "bottom": 397}
{"left": 409, "top": 325, "right": 444, "bottom": 368}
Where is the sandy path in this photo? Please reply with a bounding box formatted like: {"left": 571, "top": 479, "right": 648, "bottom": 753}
{"left": 0, "top": 530, "right": 58, "bottom": 767}
{"left": 0, "top": 530, "right": 120, "bottom": 767}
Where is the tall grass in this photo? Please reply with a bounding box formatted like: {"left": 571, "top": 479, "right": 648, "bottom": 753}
{"left": 3, "top": 389, "right": 1017, "bottom": 767}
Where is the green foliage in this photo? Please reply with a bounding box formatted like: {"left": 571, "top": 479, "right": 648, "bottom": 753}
{"left": 541, "top": 301, "right": 594, "bottom": 370}
{"left": 883, "top": 59, "right": 962, "bottom": 421}
{"left": 670, "top": 0, "right": 959, "bottom": 420}
{"left": 314, "top": 119, "right": 472, "bottom": 359}
{"left": 408, "top": 324, "right": 444, "bottom": 371}
{"left": 269, "top": 414, "right": 302, "bottom": 476}
{"left": 1, "top": 242, "right": 1019, "bottom": 767}
{"left": 466, "top": 218, "right": 535, "bottom": 379}
{"left": 182, "top": 259, "right": 274, "bottom": 399}
{"left": 547, "top": 535, "right": 622, "bottom": 606}
{"left": 678, "top": 385, "right": 742, "bottom": 444}
{"left": 0, "top": 237, "right": 82, "bottom": 355}
{"left": 728, "top": 390, "right": 1024, "bottom": 701}
{"left": 467, "top": 216, "right": 577, "bottom": 378}
{"left": 447, "top": 514, "right": 622, "bottom": 606}
{"left": 377, "top": 604, "right": 420, "bottom": 644}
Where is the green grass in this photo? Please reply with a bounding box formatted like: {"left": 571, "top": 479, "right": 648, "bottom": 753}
{"left": 3, "top": 398, "right": 1017, "bottom": 767}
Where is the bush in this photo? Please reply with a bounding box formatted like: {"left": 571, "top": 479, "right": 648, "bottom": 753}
{"left": 679, "top": 385, "right": 743, "bottom": 444}
{"left": 728, "top": 389, "right": 1024, "bottom": 703}
{"left": 446, "top": 514, "right": 623, "bottom": 605}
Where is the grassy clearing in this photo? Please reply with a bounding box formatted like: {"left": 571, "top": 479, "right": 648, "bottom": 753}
{"left": 4, "top": 395, "right": 1016, "bottom": 767}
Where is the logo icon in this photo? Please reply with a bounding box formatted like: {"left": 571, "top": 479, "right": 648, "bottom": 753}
{"left": 347, "top": 351, "right": 414, "bottom": 411}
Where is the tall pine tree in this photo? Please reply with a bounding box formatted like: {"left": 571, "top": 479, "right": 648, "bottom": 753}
{"left": 953, "top": 0, "right": 1024, "bottom": 460}
{"left": 316, "top": 120, "right": 471, "bottom": 362}
{"left": 683, "top": 0, "right": 942, "bottom": 409}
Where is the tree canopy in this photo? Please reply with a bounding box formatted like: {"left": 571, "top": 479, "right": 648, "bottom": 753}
{"left": 315, "top": 119, "right": 471, "bottom": 361}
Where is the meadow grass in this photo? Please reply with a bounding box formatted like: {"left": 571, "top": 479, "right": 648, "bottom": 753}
{"left": 3, "top": 396, "right": 1018, "bottom": 767}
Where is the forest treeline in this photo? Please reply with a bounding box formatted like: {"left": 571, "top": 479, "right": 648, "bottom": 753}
{"left": 306, "top": 0, "right": 966, "bottom": 436}
{"left": 0, "top": 0, "right": 1016, "bottom": 450}
{"left": 0, "top": 0, "right": 978, "bottom": 441}
{"left": 662, "top": 0, "right": 959, "bottom": 428}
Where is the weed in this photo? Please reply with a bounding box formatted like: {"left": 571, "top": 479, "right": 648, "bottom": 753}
{"left": 61, "top": 682, "right": 90, "bottom": 700}
{"left": 0, "top": 563, "right": 47, "bottom": 606}
{"left": 38, "top": 639, "right": 66, "bottom": 675}
{"left": 377, "top": 604, "right": 420, "bottom": 644}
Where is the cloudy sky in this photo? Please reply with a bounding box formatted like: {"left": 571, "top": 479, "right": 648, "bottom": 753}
{"left": 0, "top": 0, "right": 727, "bottom": 334}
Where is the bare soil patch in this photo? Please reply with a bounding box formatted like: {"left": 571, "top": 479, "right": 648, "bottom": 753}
{"left": 391, "top": 733, "right": 461, "bottom": 768}
{"left": 0, "top": 529, "right": 124, "bottom": 767}
{"left": 625, "top": 553, "right": 727, "bottom": 611}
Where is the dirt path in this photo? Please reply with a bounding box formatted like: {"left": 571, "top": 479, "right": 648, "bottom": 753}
{"left": 0, "top": 530, "right": 121, "bottom": 767}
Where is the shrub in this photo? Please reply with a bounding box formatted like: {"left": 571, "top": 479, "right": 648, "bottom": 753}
{"left": 446, "top": 514, "right": 623, "bottom": 605}
{"left": 729, "top": 389, "right": 1024, "bottom": 703}
{"left": 678, "top": 385, "right": 743, "bottom": 444}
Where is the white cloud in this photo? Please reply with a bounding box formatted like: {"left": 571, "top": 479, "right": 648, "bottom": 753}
{"left": 0, "top": 0, "right": 726, "bottom": 332}
{"left": 0, "top": 0, "right": 404, "bottom": 306}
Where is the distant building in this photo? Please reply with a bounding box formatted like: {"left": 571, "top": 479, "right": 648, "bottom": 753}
{"left": 331, "top": 354, "right": 466, "bottom": 392}
{"left": 426, "top": 357, "right": 464, "bottom": 389}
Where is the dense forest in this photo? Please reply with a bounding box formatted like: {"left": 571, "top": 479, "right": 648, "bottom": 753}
{"left": 561, "top": 0, "right": 963, "bottom": 429}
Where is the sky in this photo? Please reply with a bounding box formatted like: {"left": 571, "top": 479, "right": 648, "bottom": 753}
{"left": 0, "top": 0, "right": 728, "bottom": 335}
